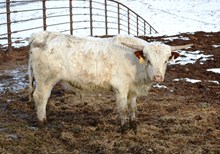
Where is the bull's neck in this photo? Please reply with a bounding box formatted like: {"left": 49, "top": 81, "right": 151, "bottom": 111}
{"left": 135, "top": 61, "right": 151, "bottom": 85}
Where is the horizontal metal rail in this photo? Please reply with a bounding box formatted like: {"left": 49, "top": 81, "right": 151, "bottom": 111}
{"left": 0, "top": 0, "right": 158, "bottom": 52}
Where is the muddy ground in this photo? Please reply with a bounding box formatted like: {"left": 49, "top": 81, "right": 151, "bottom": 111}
{"left": 0, "top": 31, "right": 219, "bottom": 153}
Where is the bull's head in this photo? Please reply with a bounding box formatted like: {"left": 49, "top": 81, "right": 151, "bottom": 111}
{"left": 122, "top": 43, "right": 193, "bottom": 82}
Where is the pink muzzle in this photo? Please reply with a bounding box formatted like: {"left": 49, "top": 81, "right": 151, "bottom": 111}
{"left": 153, "top": 75, "right": 163, "bottom": 82}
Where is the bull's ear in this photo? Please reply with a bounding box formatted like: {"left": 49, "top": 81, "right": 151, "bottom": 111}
{"left": 134, "top": 50, "right": 145, "bottom": 64}
{"left": 169, "top": 51, "right": 180, "bottom": 60}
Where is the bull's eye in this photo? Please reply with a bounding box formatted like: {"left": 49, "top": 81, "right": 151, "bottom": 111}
{"left": 165, "top": 61, "right": 168, "bottom": 64}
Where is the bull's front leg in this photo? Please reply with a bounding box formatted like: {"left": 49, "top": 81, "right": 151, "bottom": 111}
{"left": 115, "top": 90, "right": 129, "bottom": 133}
{"left": 128, "top": 96, "right": 137, "bottom": 132}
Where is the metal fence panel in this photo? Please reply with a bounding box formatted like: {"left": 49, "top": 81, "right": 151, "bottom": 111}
{"left": 0, "top": 0, "right": 158, "bottom": 52}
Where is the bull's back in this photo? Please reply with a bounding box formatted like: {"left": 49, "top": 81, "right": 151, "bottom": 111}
{"left": 29, "top": 32, "right": 117, "bottom": 88}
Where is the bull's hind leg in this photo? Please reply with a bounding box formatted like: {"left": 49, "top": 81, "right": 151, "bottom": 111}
{"left": 33, "top": 80, "right": 57, "bottom": 126}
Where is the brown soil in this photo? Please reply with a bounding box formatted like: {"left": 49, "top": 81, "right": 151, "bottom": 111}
{"left": 0, "top": 31, "right": 219, "bottom": 153}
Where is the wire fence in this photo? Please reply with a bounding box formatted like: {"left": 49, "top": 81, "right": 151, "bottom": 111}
{"left": 0, "top": 0, "right": 158, "bottom": 52}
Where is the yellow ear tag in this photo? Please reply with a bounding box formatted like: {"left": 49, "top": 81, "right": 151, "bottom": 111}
{"left": 139, "top": 57, "right": 145, "bottom": 64}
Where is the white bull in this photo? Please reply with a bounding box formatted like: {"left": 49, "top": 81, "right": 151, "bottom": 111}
{"left": 28, "top": 31, "right": 192, "bottom": 132}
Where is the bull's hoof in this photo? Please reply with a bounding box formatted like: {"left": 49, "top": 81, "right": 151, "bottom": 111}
{"left": 130, "top": 120, "right": 137, "bottom": 133}
{"left": 119, "top": 124, "right": 130, "bottom": 134}
{"left": 38, "top": 118, "right": 47, "bottom": 128}
{"left": 118, "top": 120, "right": 138, "bottom": 134}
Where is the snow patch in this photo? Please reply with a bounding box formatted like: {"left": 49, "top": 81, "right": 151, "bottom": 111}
{"left": 212, "top": 45, "right": 220, "bottom": 48}
{"left": 121, "top": 0, "right": 220, "bottom": 35}
{"left": 207, "top": 68, "right": 220, "bottom": 74}
{"left": 169, "top": 50, "right": 213, "bottom": 65}
{"left": 0, "top": 66, "right": 28, "bottom": 94}
{"left": 153, "top": 84, "right": 167, "bottom": 89}
{"left": 173, "top": 78, "right": 219, "bottom": 84}
{"left": 162, "top": 36, "right": 190, "bottom": 41}
{"left": 207, "top": 80, "right": 219, "bottom": 84}
{"left": 173, "top": 78, "right": 201, "bottom": 83}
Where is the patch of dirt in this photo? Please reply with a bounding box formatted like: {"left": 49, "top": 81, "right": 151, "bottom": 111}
{"left": 0, "top": 32, "right": 219, "bottom": 153}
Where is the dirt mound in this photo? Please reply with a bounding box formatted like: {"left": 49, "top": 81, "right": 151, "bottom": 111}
{"left": 0, "top": 32, "right": 219, "bottom": 153}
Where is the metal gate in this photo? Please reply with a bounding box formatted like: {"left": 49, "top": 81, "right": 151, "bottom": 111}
{"left": 0, "top": 0, "right": 158, "bottom": 52}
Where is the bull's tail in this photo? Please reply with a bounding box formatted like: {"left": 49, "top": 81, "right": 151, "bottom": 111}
{"left": 28, "top": 47, "right": 34, "bottom": 102}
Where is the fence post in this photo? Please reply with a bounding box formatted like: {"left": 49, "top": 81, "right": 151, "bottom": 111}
{"left": 136, "top": 16, "right": 139, "bottom": 36}
{"left": 127, "top": 9, "right": 130, "bottom": 35}
{"left": 89, "top": 0, "right": 93, "bottom": 36}
{"left": 69, "top": 0, "right": 73, "bottom": 35}
{"left": 104, "top": 0, "right": 108, "bottom": 35}
{"left": 6, "top": 0, "right": 12, "bottom": 52}
{"left": 117, "top": 3, "right": 120, "bottom": 34}
{"left": 144, "top": 22, "right": 146, "bottom": 35}
{"left": 42, "top": 0, "right": 46, "bottom": 30}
